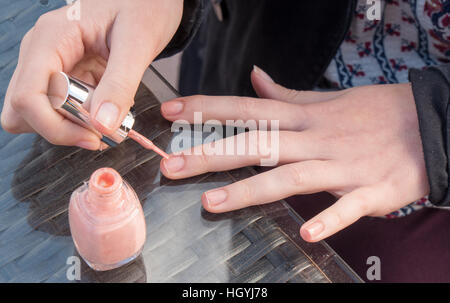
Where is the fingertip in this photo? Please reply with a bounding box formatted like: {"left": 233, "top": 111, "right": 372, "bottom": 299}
{"left": 251, "top": 68, "right": 277, "bottom": 99}
{"left": 252, "top": 65, "right": 274, "bottom": 83}
{"left": 300, "top": 220, "right": 325, "bottom": 242}
{"left": 201, "top": 192, "right": 211, "bottom": 211}
{"left": 160, "top": 156, "right": 181, "bottom": 179}
{"left": 201, "top": 192, "right": 222, "bottom": 213}
{"left": 160, "top": 158, "right": 169, "bottom": 176}
{"left": 299, "top": 226, "right": 318, "bottom": 243}
{"left": 161, "top": 100, "right": 184, "bottom": 117}
{"left": 92, "top": 101, "right": 122, "bottom": 135}
{"left": 90, "top": 72, "right": 136, "bottom": 135}
{"left": 76, "top": 140, "right": 101, "bottom": 151}
{"left": 75, "top": 131, "right": 103, "bottom": 150}
{"left": 163, "top": 154, "right": 185, "bottom": 174}
{"left": 99, "top": 142, "right": 110, "bottom": 151}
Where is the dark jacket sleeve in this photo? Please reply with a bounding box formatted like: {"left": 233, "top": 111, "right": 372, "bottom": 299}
{"left": 157, "top": 0, "right": 207, "bottom": 59}
{"left": 409, "top": 64, "right": 450, "bottom": 207}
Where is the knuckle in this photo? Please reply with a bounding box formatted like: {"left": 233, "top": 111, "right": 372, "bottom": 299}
{"left": 10, "top": 91, "right": 31, "bottom": 113}
{"left": 358, "top": 201, "right": 372, "bottom": 215}
{"left": 20, "top": 29, "right": 33, "bottom": 51}
{"left": 278, "top": 132, "right": 290, "bottom": 148}
{"left": 293, "top": 106, "right": 307, "bottom": 127}
{"left": 287, "top": 165, "right": 306, "bottom": 187}
{"left": 1, "top": 113, "right": 19, "bottom": 134}
{"left": 329, "top": 210, "right": 345, "bottom": 227}
{"left": 286, "top": 88, "right": 301, "bottom": 100}
{"left": 246, "top": 130, "right": 260, "bottom": 155}
{"left": 236, "top": 98, "right": 258, "bottom": 117}
{"left": 198, "top": 151, "right": 210, "bottom": 170}
{"left": 355, "top": 194, "right": 373, "bottom": 215}
{"left": 240, "top": 180, "right": 255, "bottom": 206}
{"left": 45, "top": 132, "right": 65, "bottom": 146}
{"left": 55, "top": 24, "right": 82, "bottom": 57}
{"left": 34, "top": 12, "right": 54, "bottom": 29}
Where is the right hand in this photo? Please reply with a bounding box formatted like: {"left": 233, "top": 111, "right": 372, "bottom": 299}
{"left": 1, "top": 0, "right": 183, "bottom": 150}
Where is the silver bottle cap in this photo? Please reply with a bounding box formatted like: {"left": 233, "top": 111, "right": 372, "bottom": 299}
{"left": 47, "top": 72, "right": 135, "bottom": 146}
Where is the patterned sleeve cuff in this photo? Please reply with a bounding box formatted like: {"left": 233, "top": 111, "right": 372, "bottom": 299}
{"left": 409, "top": 64, "right": 450, "bottom": 206}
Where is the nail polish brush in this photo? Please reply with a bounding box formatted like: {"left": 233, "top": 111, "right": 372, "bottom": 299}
{"left": 47, "top": 72, "right": 169, "bottom": 159}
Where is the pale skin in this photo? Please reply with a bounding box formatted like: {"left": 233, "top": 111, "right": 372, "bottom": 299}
{"left": 1, "top": 1, "right": 430, "bottom": 242}
{"left": 1, "top": 0, "right": 183, "bottom": 149}
{"left": 159, "top": 67, "right": 430, "bottom": 242}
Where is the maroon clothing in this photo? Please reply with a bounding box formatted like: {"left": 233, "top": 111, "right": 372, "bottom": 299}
{"left": 287, "top": 193, "right": 450, "bottom": 283}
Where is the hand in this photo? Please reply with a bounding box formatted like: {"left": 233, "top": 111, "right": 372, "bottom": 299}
{"left": 160, "top": 66, "right": 430, "bottom": 242}
{"left": 1, "top": 0, "right": 183, "bottom": 150}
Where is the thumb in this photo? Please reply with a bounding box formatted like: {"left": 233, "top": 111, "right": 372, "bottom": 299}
{"left": 91, "top": 14, "right": 155, "bottom": 135}
{"left": 251, "top": 65, "right": 343, "bottom": 104}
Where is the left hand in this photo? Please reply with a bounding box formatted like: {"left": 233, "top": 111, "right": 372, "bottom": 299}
{"left": 159, "top": 67, "right": 429, "bottom": 242}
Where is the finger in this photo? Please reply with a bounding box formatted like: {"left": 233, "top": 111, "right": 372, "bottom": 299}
{"left": 16, "top": 93, "right": 102, "bottom": 149}
{"left": 1, "top": 29, "right": 34, "bottom": 133}
{"left": 2, "top": 69, "right": 33, "bottom": 133}
{"left": 201, "top": 160, "right": 348, "bottom": 213}
{"left": 160, "top": 130, "right": 330, "bottom": 179}
{"left": 90, "top": 12, "right": 156, "bottom": 135}
{"left": 69, "top": 55, "right": 107, "bottom": 86}
{"left": 10, "top": 13, "right": 101, "bottom": 149}
{"left": 161, "top": 95, "right": 309, "bottom": 130}
{"left": 15, "top": 10, "right": 84, "bottom": 96}
{"left": 251, "top": 65, "right": 345, "bottom": 104}
{"left": 300, "top": 187, "right": 379, "bottom": 242}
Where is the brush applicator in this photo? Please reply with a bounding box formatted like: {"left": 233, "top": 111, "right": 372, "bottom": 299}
{"left": 47, "top": 72, "right": 169, "bottom": 158}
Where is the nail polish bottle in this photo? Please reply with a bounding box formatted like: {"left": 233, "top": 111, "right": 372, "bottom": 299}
{"left": 69, "top": 168, "right": 146, "bottom": 271}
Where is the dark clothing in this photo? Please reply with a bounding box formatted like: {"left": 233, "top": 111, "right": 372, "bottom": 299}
{"left": 162, "top": 0, "right": 450, "bottom": 282}
{"left": 158, "top": 0, "right": 207, "bottom": 59}
{"left": 195, "top": 1, "right": 355, "bottom": 96}
{"left": 166, "top": 0, "right": 450, "bottom": 208}
{"left": 410, "top": 66, "right": 450, "bottom": 205}
{"left": 287, "top": 193, "right": 450, "bottom": 283}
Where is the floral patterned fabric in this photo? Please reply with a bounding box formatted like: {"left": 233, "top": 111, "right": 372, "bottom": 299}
{"left": 324, "top": 0, "right": 449, "bottom": 88}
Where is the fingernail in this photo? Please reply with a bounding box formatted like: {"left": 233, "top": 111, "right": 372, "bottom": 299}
{"left": 77, "top": 141, "right": 99, "bottom": 151}
{"left": 99, "top": 142, "right": 109, "bottom": 151}
{"left": 95, "top": 102, "right": 119, "bottom": 129}
{"left": 204, "top": 189, "right": 227, "bottom": 206}
{"left": 253, "top": 65, "right": 274, "bottom": 83}
{"left": 301, "top": 221, "right": 324, "bottom": 240}
{"left": 163, "top": 155, "right": 185, "bottom": 173}
{"left": 162, "top": 101, "right": 184, "bottom": 116}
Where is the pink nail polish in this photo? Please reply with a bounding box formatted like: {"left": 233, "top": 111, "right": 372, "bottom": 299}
{"left": 95, "top": 102, "right": 119, "bottom": 130}
{"left": 163, "top": 156, "right": 185, "bottom": 173}
{"left": 301, "top": 221, "right": 324, "bottom": 241}
{"left": 253, "top": 65, "right": 275, "bottom": 83}
{"left": 69, "top": 168, "right": 146, "bottom": 271}
{"left": 204, "top": 189, "right": 227, "bottom": 206}
{"left": 162, "top": 101, "right": 184, "bottom": 116}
